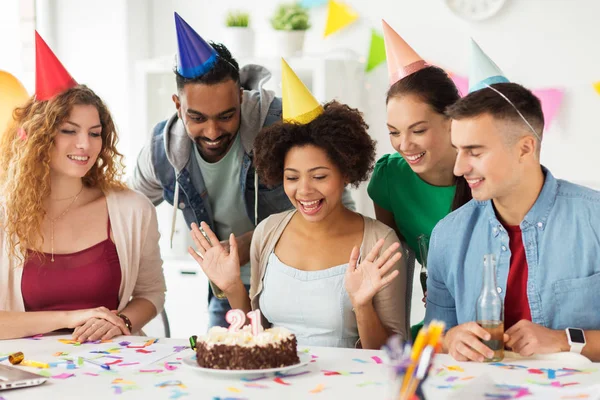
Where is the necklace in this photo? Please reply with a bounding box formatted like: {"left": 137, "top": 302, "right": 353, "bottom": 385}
{"left": 48, "top": 185, "right": 84, "bottom": 262}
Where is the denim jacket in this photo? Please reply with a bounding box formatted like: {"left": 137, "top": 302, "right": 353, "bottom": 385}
{"left": 424, "top": 167, "right": 600, "bottom": 331}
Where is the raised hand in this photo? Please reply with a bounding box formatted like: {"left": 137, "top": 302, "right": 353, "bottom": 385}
{"left": 344, "top": 238, "right": 401, "bottom": 308}
{"left": 188, "top": 221, "right": 242, "bottom": 295}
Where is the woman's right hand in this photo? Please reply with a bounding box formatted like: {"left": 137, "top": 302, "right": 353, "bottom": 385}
{"left": 65, "top": 307, "right": 130, "bottom": 335}
{"left": 188, "top": 221, "right": 242, "bottom": 295}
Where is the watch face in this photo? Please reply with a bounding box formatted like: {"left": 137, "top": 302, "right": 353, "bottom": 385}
{"left": 568, "top": 328, "right": 585, "bottom": 344}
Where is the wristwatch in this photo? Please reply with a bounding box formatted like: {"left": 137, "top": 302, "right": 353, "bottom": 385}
{"left": 565, "top": 327, "right": 586, "bottom": 354}
{"left": 118, "top": 313, "right": 133, "bottom": 332}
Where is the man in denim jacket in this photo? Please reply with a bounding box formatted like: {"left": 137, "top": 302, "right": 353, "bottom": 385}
{"left": 424, "top": 82, "right": 600, "bottom": 362}
{"left": 131, "top": 21, "right": 355, "bottom": 328}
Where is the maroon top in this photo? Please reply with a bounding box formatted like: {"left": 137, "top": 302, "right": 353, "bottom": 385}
{"left": 22, "top": 218, "right": 121, "bottom": 312}
{"left": 502, "top": 223, "right": 532, "bottom": 330}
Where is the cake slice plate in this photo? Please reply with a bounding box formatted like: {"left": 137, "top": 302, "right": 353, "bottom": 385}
{"left": 182, "top": 352, "right": 311, "bottom": 377}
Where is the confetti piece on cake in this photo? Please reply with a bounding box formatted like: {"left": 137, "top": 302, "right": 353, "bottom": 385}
{"left": 310, "top": 383, "right": 325, "bottom": 394}
{"left": 371, "top": 356, "right": 382, "bottom": 364}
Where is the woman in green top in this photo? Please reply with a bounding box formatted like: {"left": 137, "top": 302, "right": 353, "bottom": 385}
{"left": 369, "top": 22, "right": 471, "bottom": 338}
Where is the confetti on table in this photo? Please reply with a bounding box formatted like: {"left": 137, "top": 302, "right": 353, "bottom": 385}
{"left": 446, "top": 376, "right": 459, "bottom": 382}
{"left": 528, "top": 368, "right": 543, "bottom": 374}
{"left": 26, "top": 334, "right": 44, "bottom": 340}
{"left": 212, "top": 398, "right": 248, "bottom": 400}
{"left": 302, "top": 348, "right": 310, "bottom": 353}
{"left": 136, "top": 349, "right": 155, "bottom": 354}
{"left": 165, "top": 362, "right": 178, "bottom": 371}
{"left": 139, "top": 369, "right": 163, "bottom": 373}
{"left": 461, "top": 376, "right": 475, "bottom": 381}
{"left": 53, "top": 352, "right": 68, "bottom": 356}
{"left": 90, "top": 351, "right": 110, "bottom": 354}
{"left": 275, "top": 370, "right": 309, "bottom": 378}
{"left": 311, "top": 355, "right": 318, "bottom": 359}
{"left": 118, "top": 362, "right": 140, "bottom": 367}
{"left": 112, "top": 378, "right": 134, "bottom": 384}
{"left": 105, "top": 359, "right": 122, "bottom": 366}
{"left": 227, "top": 387, "right": 242, "bottom": 393}
{"left": 444, "top": 365, "right": 465, "bottom": 372}
{"left": 52, "top": 372, "right": 75, "bottom": 379}
{"left": 156, "top": 380, "right": 186, "bottom": 388}
{"left": 244, "top": 383, "right": 269, "bottom": 389}
{"left": 310, "top": 383, "right": 325, "bottom": 394}
{"left": 240, "top": 375, "right": 268, "bottom": 382}
{"left": 547, "top": 369, "right": 556, "bottom": 379}
{"left": 169, "top": 388, "right": 189, "bottom": 399}
{"left": 371, "top": 356, "right": 382, "bottom": 364}
{"left": 322, "top": 370, "right": 340, "bottom": 376}
{"left": 38, "top": 370, "right": 52, "bottom": 377}
{"left": 352, "top": 358, "right": 367, "bottom": 363}
{"left": 173, "top": 346, "right": 188, "bottom": 352}
{"left": 274, "top": 377, "right": 291, "bottom": 385}
{"left": 83, "top": 372, "right": 99, "bottom": 376}
{"left": 105, "top": 355, "right": 123, "bottom": 360}
{"left": 119, "top": 341, "right": 131, "bottom": 346}
{"left": 357, "top": 381, "right": 383, "bottom": 387}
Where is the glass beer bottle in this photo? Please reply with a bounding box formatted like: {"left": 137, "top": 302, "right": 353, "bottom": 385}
{"left": 476, "top": 254, "right": 504, "bottom": 362}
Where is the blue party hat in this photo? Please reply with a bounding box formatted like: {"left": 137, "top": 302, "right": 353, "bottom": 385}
{"left": 175, "top": 12, "right": 218, "bottom": 79}
{"left": 468, "top": 39, "right": 509, "bottom": 93}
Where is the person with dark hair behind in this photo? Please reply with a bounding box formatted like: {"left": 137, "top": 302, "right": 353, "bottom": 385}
{"left": 425, "top": 41, "right": 600, "bottom": 362}
{"left": 187, "top": 61, "right": 407, "bottom": 349}
{"left": 131, "top": 13, "right": 356, "bottom": 328}
{"left": 367, "top": 21, "right": 468, "bottom": 339}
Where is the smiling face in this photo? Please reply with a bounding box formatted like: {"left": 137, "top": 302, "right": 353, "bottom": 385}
{"left": 283, "top": 144, "right": 347, "bottom": 222}
{"left": 386, "top": 94, "right": 455, "bottom": 176}
{"left": 173, "top": 79, "right": 242, "bottom": 163}
{"left": 49, "top": 104, "right": 103, "bottom": 179}
{"left": 451, "top": 114, "right": 525, "bottom": 201}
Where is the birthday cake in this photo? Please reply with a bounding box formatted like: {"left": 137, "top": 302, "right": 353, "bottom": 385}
{"left": 195, "top": 325, "right": 299, "bottom": 370}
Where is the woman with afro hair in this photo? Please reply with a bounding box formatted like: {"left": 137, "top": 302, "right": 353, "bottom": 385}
{"left": 189, "top": 67, "right": 407, "bottom": 349}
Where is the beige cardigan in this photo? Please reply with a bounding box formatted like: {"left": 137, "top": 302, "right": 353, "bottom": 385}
{"left": 249, "top": 210, "right": 407, "bottom": 339}
{"left": 0, "top": 189, "right": 166, "bottom": 315}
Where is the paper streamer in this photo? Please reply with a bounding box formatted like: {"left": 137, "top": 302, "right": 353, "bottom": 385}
{"left": 366, "top": 30, "right": 386, "bottom": 72}
{"left": 532, "top": 88, "right": 564, "bottom": 130}
{"left": 324, "top": 0, "right": 359, "bottom": 37}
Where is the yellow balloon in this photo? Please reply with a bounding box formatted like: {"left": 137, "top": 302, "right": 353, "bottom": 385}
{"left": 0, "top": 70, "right": 29, "bottom": 134}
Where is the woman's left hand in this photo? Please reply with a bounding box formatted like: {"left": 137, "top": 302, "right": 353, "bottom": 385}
{"left": 72, "top": 317, "right": 124, "bottom": 342}
{"left": 345, "top": 238, "right": 402, "bottom": 308}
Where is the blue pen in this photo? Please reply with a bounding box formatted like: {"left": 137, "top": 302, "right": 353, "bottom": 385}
{"left": 80, "top": 357, "right": 110, "bottom": 370}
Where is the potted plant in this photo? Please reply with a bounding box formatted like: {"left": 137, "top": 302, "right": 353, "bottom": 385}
{"left": 270, "top": 2, "right": 310, "bottom": 57}
{"left": 222, "top": 11, "right": 254, "bottom": 58}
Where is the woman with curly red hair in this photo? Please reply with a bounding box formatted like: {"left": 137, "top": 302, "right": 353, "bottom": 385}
{"left": 0, "top": 33, "right": 165, "bottom": 341}
{"left": 187, "top": 62, "right": 407, "bottom": 349}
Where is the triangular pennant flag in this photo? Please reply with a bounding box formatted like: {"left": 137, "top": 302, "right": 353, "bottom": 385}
{"left": 594, "top": 82, "right": 600, "bottom": 96}
{"left": 469, "top": 39, "right": 508, "bottom": 93}
{"left": 381, "top": 20, "right": 427, "bottom": 84}
{"left": 448, "top": 72, "right": 468, "bottom": 97}
{"left": 35, "top": 32, "right": 77, "bottom": 101}
{"left": 324, "top": 0, "right": 359, "bottom": 38}
{"left": 174, "top": 12, "right": 219, "bottom": 79}
{"left": 532, "top": 88, "right": 564, "bottom": 130}
{"left": 366, "top": 29, "right": 386, "bottom": 72}
{"left": 300, "top": 0, "right": 327, "bottom": 8}
{"left": 0, "top": 71, "right": 29, "bottom": 133}
{"left": 281, "top": 58, "right": 323, "bottom": 124}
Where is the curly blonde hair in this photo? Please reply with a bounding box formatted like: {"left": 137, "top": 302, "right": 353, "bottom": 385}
{"left": 0, "top": 85, "right": 126, "bottom": 261}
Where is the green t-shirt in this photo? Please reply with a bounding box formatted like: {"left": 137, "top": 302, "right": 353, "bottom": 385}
{"left": 367, "top": 153, "right": 456, "bottom": 263}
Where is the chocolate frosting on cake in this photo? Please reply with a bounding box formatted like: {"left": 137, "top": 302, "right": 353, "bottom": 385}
{"left": 195, "top": 326, "right": 300, "bottom": 370}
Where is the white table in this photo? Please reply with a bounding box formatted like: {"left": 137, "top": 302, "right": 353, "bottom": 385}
{"left": 0, "top": 334, "right": 394, "bottom": 399}
{"left": 3, "top": 335, "right": 600, "bottom": 399}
